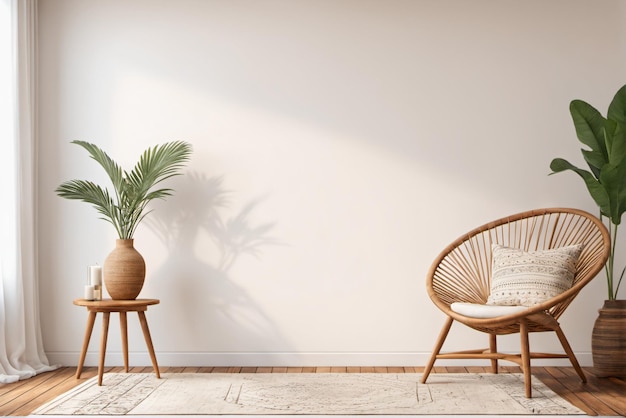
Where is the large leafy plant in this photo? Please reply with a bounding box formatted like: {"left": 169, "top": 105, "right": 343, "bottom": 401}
{"left": 550, "top": 85, "right": 626, "bottom": 300}
{"left": 56, "top": 140, "right": 192, "bottom": 240}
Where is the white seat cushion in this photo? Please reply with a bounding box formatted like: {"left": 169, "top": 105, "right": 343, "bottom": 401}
{"left": 451, "top": 302, "right": 528, "bottom": 319}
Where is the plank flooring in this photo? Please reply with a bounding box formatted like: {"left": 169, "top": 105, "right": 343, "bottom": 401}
{"left": 0, "top": 366, "right": 624, "bottom": 416}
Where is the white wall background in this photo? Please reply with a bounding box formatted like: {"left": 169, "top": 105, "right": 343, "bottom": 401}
{"left": 37, "top": 0, "right": 626, "bottom": 367}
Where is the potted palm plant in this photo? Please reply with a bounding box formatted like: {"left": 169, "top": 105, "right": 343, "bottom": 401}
{"left": 56, "top": 140, "right": 192, "bottom": 299}
{"left": 550, "top": 84, "right": 626, "bottom": 377}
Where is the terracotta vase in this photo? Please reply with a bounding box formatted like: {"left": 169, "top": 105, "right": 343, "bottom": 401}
{"left": 591, "top": 299, "right": 626, "bottom": 377}
{"left": 103, "top": 239, "right": 146, "bottom": 300}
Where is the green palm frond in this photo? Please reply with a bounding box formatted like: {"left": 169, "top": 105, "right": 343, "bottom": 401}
{"left": 127, "top": 141, "right": 192, "bottom": 197}
{"left": 71, "top": 141, "right": 125, "bottom": 200}
{"left": 55, "top": 140, "right": 192, "bottom": 239}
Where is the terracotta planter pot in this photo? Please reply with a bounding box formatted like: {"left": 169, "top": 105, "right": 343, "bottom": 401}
{"left": 103, "top": 239, "right": 146, "bottom": 300}
{"left": 591, "top": 299, "right": 626, "bottom": 377}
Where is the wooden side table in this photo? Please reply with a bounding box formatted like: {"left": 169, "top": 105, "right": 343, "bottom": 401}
{"left": 73, "top": 298, "right": 161, "bottom": 386}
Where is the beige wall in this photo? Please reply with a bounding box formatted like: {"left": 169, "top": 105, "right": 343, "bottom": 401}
{"left": 37, "top": 0, "right": 626, "bottom": 367}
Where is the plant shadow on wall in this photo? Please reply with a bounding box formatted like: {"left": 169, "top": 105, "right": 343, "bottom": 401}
{"left": 144, "top": 172, "right": 288, "bottom": 350}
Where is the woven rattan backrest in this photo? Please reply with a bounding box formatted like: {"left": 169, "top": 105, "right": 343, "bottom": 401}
{"left": 427, "top": 208, "right": 610, "bottom": 319}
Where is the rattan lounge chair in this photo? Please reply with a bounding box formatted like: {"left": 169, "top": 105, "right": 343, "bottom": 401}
{"left": 421, "top": 208, "right": 611, "bottom": 397}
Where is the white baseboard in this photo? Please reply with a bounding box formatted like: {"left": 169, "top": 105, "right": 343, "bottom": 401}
{"left": 45, "top": 351, "right": 594, "bottom": 368}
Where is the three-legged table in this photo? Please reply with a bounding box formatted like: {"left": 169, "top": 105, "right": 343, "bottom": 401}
{"left": 73, "top": 298, "right": 161, "bottom": 385}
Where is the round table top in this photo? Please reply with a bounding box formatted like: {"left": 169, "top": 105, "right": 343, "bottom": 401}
{"left": 73, "top": 298, "right": 160, "bottom": 309}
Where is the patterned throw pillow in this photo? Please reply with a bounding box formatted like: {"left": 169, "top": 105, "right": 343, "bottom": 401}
{"left": 486, "top": 244, "right": 583, "bottom": 307}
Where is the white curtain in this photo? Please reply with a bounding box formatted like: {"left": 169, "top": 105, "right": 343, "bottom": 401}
{"left": 0, "top": 0, "right": 57, "bottom": 383}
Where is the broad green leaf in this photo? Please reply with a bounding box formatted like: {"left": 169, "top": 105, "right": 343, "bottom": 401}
{"left": 581, "top": 148, "right": 604, "bottom": 178}
{"left": 605, "top": 119, "right": 626, "bottom": 166}
{"left": 599, "top": 161, "right": 626, "bottom": 225}
{"left": 608, "top": 84, "right": 626, "bottom": 125}
{"left": 570, "top": 100, "right": 608, "bottom": 173}
{"left": 550, "top": 158, "right": 611, "bottom": 217}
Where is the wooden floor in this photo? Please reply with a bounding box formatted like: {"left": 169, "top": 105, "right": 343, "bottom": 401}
{"left": 1, "top": 366, "right": 624, "bottom": 416}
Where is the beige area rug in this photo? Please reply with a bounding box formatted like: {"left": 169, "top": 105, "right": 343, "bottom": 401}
{"left": 33, "top": 373, "right": 585, "bottom": 416}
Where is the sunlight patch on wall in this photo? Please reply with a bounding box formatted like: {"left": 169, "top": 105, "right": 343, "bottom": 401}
{"left": 97, "top": 69, "right": 508, "bottom": 352}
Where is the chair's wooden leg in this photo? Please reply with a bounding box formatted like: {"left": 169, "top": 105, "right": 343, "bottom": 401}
{"left": 138, "top": 311, "right": 161, "bottom": 378}
{"left": 519, "top": 319, "right": 532, "bottom": 398}
{"left": 98, "top": 312, "right": 110, "bottom": 386}
{"left": 489, "top": 333, "right": 498, "bottom": 374}
{"left": 76, "top": 311, "right": 97, "bottom": 379}
{"left": 120, "top": 311, "right": 129, "bottom": 373}
{"left": 554, "top": 325, "right": 586, "bottom": 383}
{"left": 421, "top": 316, "right": 454, "bottom": 384}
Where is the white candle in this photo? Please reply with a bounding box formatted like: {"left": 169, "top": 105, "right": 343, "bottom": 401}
{"left": 89, "top": 265, "right": 102, "bottom": 286}
{"left": 84, "top": 285, "right": 95, "bottom": 300}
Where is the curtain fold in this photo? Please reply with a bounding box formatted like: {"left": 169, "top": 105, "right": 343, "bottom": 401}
{"left": 0, "top": 0, "right": 58, "bottom": 384}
